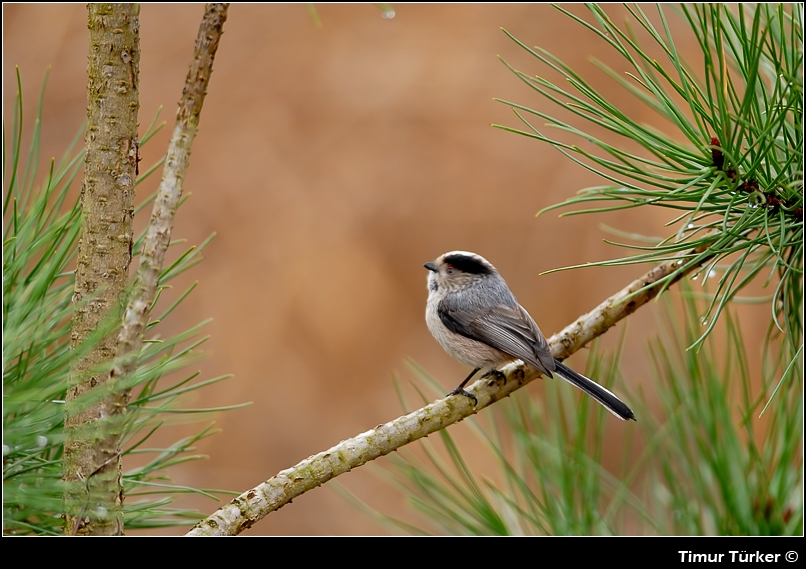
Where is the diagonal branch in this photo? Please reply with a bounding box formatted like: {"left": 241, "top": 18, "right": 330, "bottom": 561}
{"left": 113, "top": 3, "right": 229, "bottom": 383}
{"left": 186, "top": 239, "right": 716, "bottom": 536}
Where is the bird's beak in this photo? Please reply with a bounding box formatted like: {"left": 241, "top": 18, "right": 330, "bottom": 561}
{"left": 424, "top": 262, "right": 438, "bottom": 272}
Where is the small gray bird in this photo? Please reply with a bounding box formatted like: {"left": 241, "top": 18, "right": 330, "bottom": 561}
{"left": 424, "top": 251, "right": 635, "bottom": 421}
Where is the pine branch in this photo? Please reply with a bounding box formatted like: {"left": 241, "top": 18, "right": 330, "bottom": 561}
{"left": 495, "top": 4, "right": 802, "bottom": 348}
{"left": 113, "top": 3, "right": 228, "bottom": 383}
{"left": 187, "top": 238, "right": 715, "bottom": 536}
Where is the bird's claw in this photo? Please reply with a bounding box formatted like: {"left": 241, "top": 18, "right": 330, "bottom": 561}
{"left": 481, "top": 369, "right": 507, "bottom": 385}
{"left": 448, "top": 387, "right": 478, "bottom": 406}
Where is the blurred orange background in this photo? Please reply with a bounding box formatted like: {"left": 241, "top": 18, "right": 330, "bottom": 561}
{"left": 3, "top": 4, "right": 772, "bottom": 535}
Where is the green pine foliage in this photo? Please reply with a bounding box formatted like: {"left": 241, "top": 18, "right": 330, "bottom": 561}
{"left": 3, "top": 70, "right": 239, "bottom": 535}
{"left": 647, "top": 292, "right": 801, "bottom": 535}
{"left": 496, "top": 4, "right": 802, "bottom": 353}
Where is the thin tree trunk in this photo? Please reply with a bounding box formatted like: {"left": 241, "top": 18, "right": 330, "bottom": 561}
{"left": 64, "top": 3, "right": 140, "bottom": 536}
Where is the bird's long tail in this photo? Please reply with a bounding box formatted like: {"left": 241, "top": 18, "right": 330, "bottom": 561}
{"left": 552, "top": 360, "right": 636, "bottom": 421}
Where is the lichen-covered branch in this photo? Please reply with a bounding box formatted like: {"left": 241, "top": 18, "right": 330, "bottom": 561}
{"left": 186, "top": 242, "right": 715, "bottom": 536}
{"left": 113, "top": 3, "right": 228, "bottom": 381}
{"left": 64, "top": 3, "right": 140, "bottom": 536}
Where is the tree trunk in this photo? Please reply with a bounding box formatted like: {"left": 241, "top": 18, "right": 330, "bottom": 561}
{"left": 64, "top": 3, "right": 140, "bottom": 536}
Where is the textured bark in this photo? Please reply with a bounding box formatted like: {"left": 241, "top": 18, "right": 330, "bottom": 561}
{"left": 187, "top": 241, "right": 716, "bottom": 536}
{"left": 64, "top": 3, "right": 140, "bottom": 536}
{"left": 113, "top": 3, "right": 228, "bottom": 385}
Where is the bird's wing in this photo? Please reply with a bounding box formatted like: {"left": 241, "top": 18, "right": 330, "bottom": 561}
{"left": 438, "top": 300, "right": 555, "bottom": 375}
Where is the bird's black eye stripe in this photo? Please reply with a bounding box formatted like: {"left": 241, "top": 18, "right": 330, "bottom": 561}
{"left": 442, "top": 254, "right": 491, "bottom": 275}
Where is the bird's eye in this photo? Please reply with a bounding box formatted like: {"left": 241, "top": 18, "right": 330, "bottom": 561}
{"left": 446, "top": 266, "right": 455, "bottom": 275}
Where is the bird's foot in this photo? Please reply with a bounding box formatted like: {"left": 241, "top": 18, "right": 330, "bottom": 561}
{"left": 447, "top": 387, "right": 478, "bottom": 406}
{"left": 481, "top": 369, "right": 507, "bottom": 386}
